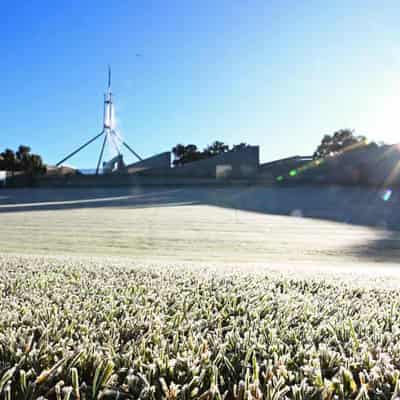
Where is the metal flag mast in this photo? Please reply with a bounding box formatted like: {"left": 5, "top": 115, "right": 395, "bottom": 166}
{"left": 56, "top": 66, "right": 142, "bottom": 174}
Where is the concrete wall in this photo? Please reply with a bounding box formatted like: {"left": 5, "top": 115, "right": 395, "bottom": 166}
{"left": 148, "top": 146, "right": 260, "bottom": 179}
{"left": 281, "top": 145, "right": 400, "bottom": 186}
{"left": 8, "top": 144, "right": 400, "bottom": 188}
{"left": 126, "top": 152, "right": 171, "bottom": 173}
{"left": 0, "top": 171, "right": 5, "bottom": 187}
{"left": 4, "top": 147, "right": 259, "bottom": 187}
{"left": 339, "top": 145, "right": 400, "bottom": 185}
{"left": 257, "top": 156, "right": 313, "bottom": 183}
{"left": 6, "top": 174, "right": 258, "bottom": 188}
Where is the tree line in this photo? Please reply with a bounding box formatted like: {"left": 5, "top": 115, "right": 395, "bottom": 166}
{"left": 0, "top": 145, "right": 46, "bottom": 174}
{"left": 172, "top": 141, "right": 250, "bottom": 166}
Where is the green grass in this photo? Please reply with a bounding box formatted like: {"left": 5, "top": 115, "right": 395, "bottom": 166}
{"left": 1, "top": 255, "right": 400, "bottom": 399}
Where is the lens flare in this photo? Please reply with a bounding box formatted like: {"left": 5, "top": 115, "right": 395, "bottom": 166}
{"left": 381, "top": 189, "right": 392, "bottom": 202}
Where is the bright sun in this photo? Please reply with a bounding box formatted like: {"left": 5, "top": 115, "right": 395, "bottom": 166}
{"left": 357, "top": 80, "right": 400, "bottom": 145}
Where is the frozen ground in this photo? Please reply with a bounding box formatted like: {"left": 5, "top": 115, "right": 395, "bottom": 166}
{"left": 2, "top": 186, "right": 400, "bottom": 399}
{"left": 0, "top": 185, "right": 399, "bottom": 273}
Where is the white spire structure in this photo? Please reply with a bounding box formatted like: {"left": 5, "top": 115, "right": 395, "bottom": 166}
{"left": 103, "top": 65, "right": 114, "bottom": 130}
{"left": 56, "top": 67, "right": 142, "bottom": 174}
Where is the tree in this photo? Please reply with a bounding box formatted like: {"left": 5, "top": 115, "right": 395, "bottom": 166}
{"left": 204, "top": 141, "right": 229, "bottom": 157}
{"left": 0, "top": 149, "right": 16, "bottom": 171}
{"left": 0, "top": 146, "right": 46, "bottom": 174}
{"left": 172, "top": 144, "right": 205, "bottom": 166}
{"left": 172, "top": 141, "right": 245, "bottom": 166}
{"left": 232, "top": 142, "right": 249, "bottom": 151}
{"left": 313, "top": 129, "right": 367, "bottom": 159}
{"left": 26, "top": 154, "right": 46, "bottom": 174}
{"left": 15, "top": 145, "right": 32, "bottom": 171}
{"left": 16, "top": 145, "right": 31, "bottom": 160}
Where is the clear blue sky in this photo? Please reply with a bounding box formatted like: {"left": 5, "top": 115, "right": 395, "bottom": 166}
{"left": 2, "top": 1, "right": 400, "bottom": 167}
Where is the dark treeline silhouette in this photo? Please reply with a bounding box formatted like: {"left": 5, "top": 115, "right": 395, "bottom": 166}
{"left": 172, "top": 141, "right": 250, "bottom": 166}
{"left": 0, "top": 145, "right": 46, "bottom": 174}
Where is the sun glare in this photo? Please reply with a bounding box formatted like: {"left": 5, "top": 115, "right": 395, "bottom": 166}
{"left": 357, "top": 80, "right": 400, "bottom": 145}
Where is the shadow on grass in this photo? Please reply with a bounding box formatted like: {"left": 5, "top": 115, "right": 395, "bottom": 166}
{"left": 345, "top": 230, "right": 400, "bottom": 263}
{"left": 1, "top": 185, "right": 400, "bottom": 227}
{"left": 2, "top": 185, "right": 400, "bottom": 262}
